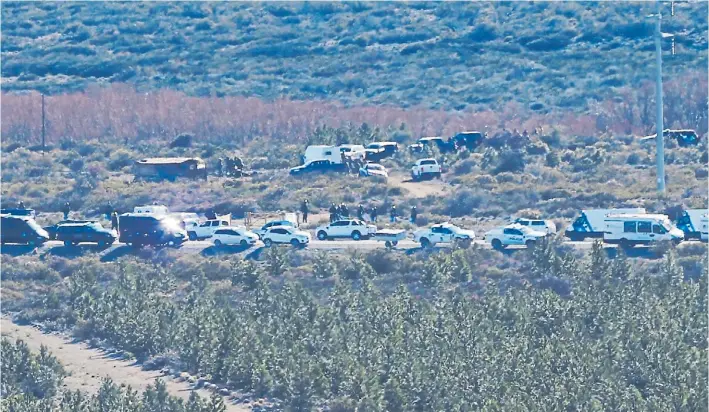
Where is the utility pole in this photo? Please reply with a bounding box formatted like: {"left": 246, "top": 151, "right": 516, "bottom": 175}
{"left": 41, "top": 93, "right": 46, "bottom": 155}
{"left": 654, "top": 1, "right": 665, "bottom": 195}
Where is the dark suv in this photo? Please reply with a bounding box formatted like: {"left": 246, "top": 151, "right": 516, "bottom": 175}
{"left": 56, "top": 222, "right": 117, "bottom": 247}
{"left": 44, "top": 220, "right": 96, "bottom": 240}
{"left": 0, "top": 214, "right": 49, "bottom": 246}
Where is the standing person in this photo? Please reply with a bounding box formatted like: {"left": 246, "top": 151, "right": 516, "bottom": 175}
{"left": 111, "top": 211, "right": 119, "bottom": 231}
{"left": 300, "top": 200, "right": 309, "bottom": 223}
{"left": 18, "top": 201, "right": 25, "bottom": 209}
{"left": 410, "top": 206, "right": 418, "bottom": 224}
{"left": 357, "top": 204, "right": 364, "bottom": 221}
{"left": 390, "top": 204, "right": 397, "bottom": 223}
{"left": 62, "top": 202, "right": 71, "bottom": 220}
{"left": 106, "top": 201, "right": 113, "bottom": 220}
{"left": 340, "top": 203, "right": 349, "bottom": 219}
{"left": 370, "top": 206, "right": 378, "bottom": 223}
{"left": 217, "top": 158, "right": 223, "bottom": 177}
{"left": 206, "top": 209, "right": 217, "bottom": 220}
{"left": 329, "top": 203, "right": 338, "bottom": 222}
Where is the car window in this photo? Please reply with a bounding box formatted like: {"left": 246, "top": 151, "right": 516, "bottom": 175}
{"left": 652, "top": 225, "right": 666, "bottom": 234}
{"left": 431, "top": 226, "right": 441, "bottom": 233}
{"left": 421, "top": 160, "right": 436, "bottom": 165}
{"left": 504, "top": 228, "right": 522, "bottom": 235}
{"left": 637, "top": 221, "right": 651, "bottom": 233}
{"left": 332, "top": 221, "right": 348, "bottom": 227}
{"left": 271, "top": 228, "right": 286, "bottom": 235}
{"left": 215, "top": 229, "right": 228, "bottom": 235}
{"left": 531, "top": 221, "right": 545, "bottom": 226}
{"left": 624, "top": 222, "right": 636, "bottom": 233}
{"left": 518, "top": 220, "right": 529, "bottom": 226}
{"left": 441, "top": 228, "right": 453, "bottom": 234}
{"left": 200, "top": 222, "right": 210, "bottom": 227}
{"left": 221, "top": 221, "right": 228, "bottom": 226}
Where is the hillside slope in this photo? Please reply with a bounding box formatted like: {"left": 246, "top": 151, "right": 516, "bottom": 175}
{"left": 2, "top": 2, "right": 707, "bottom": 112}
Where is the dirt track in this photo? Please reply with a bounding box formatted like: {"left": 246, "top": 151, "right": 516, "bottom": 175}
{"left": 0, "top": 318, "right": 249, "bottom": 411}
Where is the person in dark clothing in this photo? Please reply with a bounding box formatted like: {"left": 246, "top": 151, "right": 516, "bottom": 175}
{"left": 18, "top": 201, "right": 25, "bottom": 209}
{"left": 340, "top": 203, "right": 349, "bottom": 219}
{"left": 206, "top": 209, "right": 217, "bottom": 220}
{"left": 329, "top": 203, "right": 338, "bottom": 222}
{"left": 410, "top": 206, "right": 418, "bottom": 224}
{"left": 217, "top": 158, "right": 223, "bottom": 177}
{"left": 390, "top": 205, "right": 397, "bottom": 223}
{"left": 106, "top": 202, "right": 113, "bottom": 220}
{"left": 301, "top": 200, "right": 309, "bottom": 223}
{"left": 357, "top": 204, "right": 364, "bottom": 220}
{"left": 62, "top": 202, "right": 71, "bottom": 220}
{"left": 370, "top": 206, "right": 378, "bottom": 222}
{"left": 111, "top": 211, "right": 119, "bottom": 231}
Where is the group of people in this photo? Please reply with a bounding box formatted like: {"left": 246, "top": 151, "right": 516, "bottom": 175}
{"left": 299, "top": 200, "right": 418, "bottom": 225}
{"left": 216, "top": 156, "right": 244, "bottom": 177}
{"left": 341, "top": 152, "right": 366, "bottom": 176}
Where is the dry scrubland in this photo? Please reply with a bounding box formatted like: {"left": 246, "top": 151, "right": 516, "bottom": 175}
{"left": 1, "top": 1, "right": 708, "bottom": 411}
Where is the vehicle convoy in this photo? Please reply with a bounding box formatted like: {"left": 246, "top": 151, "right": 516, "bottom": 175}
{"left": 118, "top": 214, "right": 187, "bottom": 247}
{"left": 262, "top": 225, "right": 311, "bottom": 247}
{"left": 56, "top": 222, "right": 117, "bottom": 247}
{"left": 0, "top": 214, "right": 49, "bottom": 246}
{"left": 253, "top": 220, "right": 296, "bottom": 239}
{"left": 565, "top": 208, "right": 646, "bottom": 241}
{"left": 675, "top": 209, "right": 708, "bottom": 241}
{"left": 513, "top": 218, "right": 557, "bottom": 235}
{"left": 359, "top": 162, "right": 388, "bottom": 179}
{"left": 413, "top": 223, "right": 475, "bottom": 248}
{"left": 185, "top": 216, "right": 231, "bottom": 240}
{"left": 211, "top": 227, "right": 259, "bottom": 247}
{"left": 411, "top": 158, "right": 442, "bottom": 181}
{"left": 316, "top": 219, "right": 378, "bottom": 240}
{"left": 484, "top": 223, "right": 547, "bottom": 250}
{"left": 603, "top": 213, "right": 684, "bottom": 248}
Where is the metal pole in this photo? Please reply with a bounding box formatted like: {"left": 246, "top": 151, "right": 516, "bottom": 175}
{"left": 655, "top": 1, "right": 665, "bottom": 195}
{"left": 41, "top": 93, "right": 46, "bottom": 155}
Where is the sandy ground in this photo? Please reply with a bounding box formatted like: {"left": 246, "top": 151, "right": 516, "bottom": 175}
{"left": 387, "top": 172, "right": 449, "bottom": 198}
{"left": 0, "top": 317, "right": 250, "bottom": 411}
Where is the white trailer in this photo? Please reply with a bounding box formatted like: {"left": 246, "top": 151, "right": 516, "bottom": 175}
{"left": 303, "top": 145, "right": 341, "bottom": 166}
{"left": 603, "top": 213, "right": 684, "bottom": 248}
{"left": 565, "top": 208, "right": 646, "bottom": 241}
{"left": 675, "top": 209, "right": 708, "bottom": 241}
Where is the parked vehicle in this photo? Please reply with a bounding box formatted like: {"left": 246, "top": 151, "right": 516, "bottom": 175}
{"left": 44, "top": 219, "right": 96, "bottom": 240}
{"left": 675, "top": 209, "right": 708, "bottom": 241}
{"left": 262, "top": 225, "right": 311, "bottom": 247}
{"left": 253, "top": 220, "right": 296, "bottom": 239}
{"left": 338, "top": 144, "right": 366, "bottom": 161}
{"left": 185, "top": 217, "right": 231, "bottom": 240}
{"left": 451, "top": 131, "right": 484, "bottom": 150}
{"left": 513, "top": 218, "right": 557, "bottom": 235}
{"left": 409, "top": 137, "right": 454, "bottom": 153}
{"left": 565, "top": 208, "right": 646, "bottom": 241}
{"left": 359, "top": 162, "right": 388, "bottom": 179}
{"left": 484, "top": 223, "right": 546, "bottom": 250}
{"left": 290, "top": 160, "right": 346, "bottom": 176}
{"left": 56, "top": 222, "right": 117, "bottom": 247}
{"left": 411, "top": 158, "right": 442, "bottom": 181}
{"left": 413, "top": 223, "right": 475, "bottom": 248}
{"left": 212, "top": 227, "right": 259, "bottom": 247}
{"left": 134, "top": 157, "right": 207, "bottom": 181}
{"left": 0, "top": 214, "right": 49, "bottom": 246}
{"left": 118, "top": 214, "right": 187, "bottom": 247}
{"left": 365, "top": 142, "right": 398, "bottom": 161}
{"left": 372, "top": 229, "right": 408, "bottom": 248}
{"left": 603, "top": 214, "right": 684, "bottom": 248}
{"left": 0, "top": 208, "right": 36, "bottom": 218}
{"left": 316, "top": 219, "right": 377, "bottom": 240}
{"left": 640, "top": 129, "right": 700, "bottom": 147}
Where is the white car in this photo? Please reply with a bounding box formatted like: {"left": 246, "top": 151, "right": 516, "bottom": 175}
{"left": 411, "top": 158, "right": 442, "bottom": 181}
{"left": 413, "top": 223, "right": 475, "bottom": 248}
{"left": 484, "top": 223, "right": 547, "bottom": 250}
{"left": 185, "top": 218, "right": 231, "bottom": 240}
{"left": 316, "top": 219, "right": 377, "bottom": 240}
{"left": 212, "top": 227, "right": 259, "bottom": 247}
{"left": 513, "top": 218, "right": 557, "bottom": 235}
{"left": 253, "top": 220, "right": 296, "bottom": 239}
{"left": 262, "top": 225, "right": 311, "bottom": 247}
{"left": 359, "top": 163, "right": 389, "bottom": 179}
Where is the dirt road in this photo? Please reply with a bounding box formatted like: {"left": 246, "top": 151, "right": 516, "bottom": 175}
{"left": 0, "top": 318, "right": 249, "bottom": 411}
{"left": 388, "top": 173, "right": 448, "bottom": 198}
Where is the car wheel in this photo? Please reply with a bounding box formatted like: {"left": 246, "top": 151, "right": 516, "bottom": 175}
{"left": 214, "top": 239, "right": 222, "bottom": 246}
{"left": 619, "top": 238, "right": 632, "bottom": 249}
{"left": 317, "top": 231, "right": 328, "bottom": 241}
{"left": 64, "top": 240, "right": 72, "bottom": 247}
{"left": 240, "top": 239, "right": 248, "bottom": 247}
{"left": 290, "top": 238, "right": 300, "bottom": 247}
{"left": 188, "top": 232, "right": 197, "bottom": 241}
{"left": 458, "top": 238, "right": 472, "bottom": 249}
{"left": 420, "top": 237, "right": 431, "bottom": 248}
{"left": 352, "top": 231, "right": 361, "bottom": 241}
{"left": 491, "top": 239, "right": 503, "bottom": 250}
{"left": 525, "top": 239, "right": 536, "bottom": 249}
{"left": 264, "top": 238, "right": 273, "bottom": 247}
{"left": 385, "top": 240, "right": 392, "bottom": 248}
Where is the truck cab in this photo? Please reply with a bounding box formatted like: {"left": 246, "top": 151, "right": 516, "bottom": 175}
{"left": 185, "top": 218, "right": 232, "bottom": 240}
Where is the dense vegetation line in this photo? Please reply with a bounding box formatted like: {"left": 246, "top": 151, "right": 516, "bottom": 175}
{"left": 11, "top": 242, "right": 707, "bottom": 411}
{"left": 0, "top": 338, "right": 227, "bottom": 412}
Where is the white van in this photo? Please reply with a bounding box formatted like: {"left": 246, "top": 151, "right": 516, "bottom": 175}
{"left": 133, "top": 205, "right": 169, "bottom": 215}
{"left": 565, "top": 208, "right": 646, "bottom": 241}
{"left": 675, "top": 209, "right": 708, "bottom": 241}
{"left": 603, "top": 213, "right": 684, "bottom": 247}
{"left": 338, "top": 144, "right": 366, "bottom": 161}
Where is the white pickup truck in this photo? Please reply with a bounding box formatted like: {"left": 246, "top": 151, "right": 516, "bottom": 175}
{"left": 413, "top": 223, "right": 475, "bottom": 248}
{"left": 411, "top": 158, "right": 442, "bottom": 181}
{"left": 484, "top": 223, "right": 547, "bottom": 250}
{"left": 185, "top": 217, "right": 231, "bottom": 240}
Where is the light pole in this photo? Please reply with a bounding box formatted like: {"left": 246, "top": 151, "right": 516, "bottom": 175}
{"left": 654, "top": 1, "right": 665, "bottom": 195}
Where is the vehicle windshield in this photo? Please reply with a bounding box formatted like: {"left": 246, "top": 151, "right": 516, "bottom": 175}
{"left": 661, "top": 219, "right": 673, "bottom": 231}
